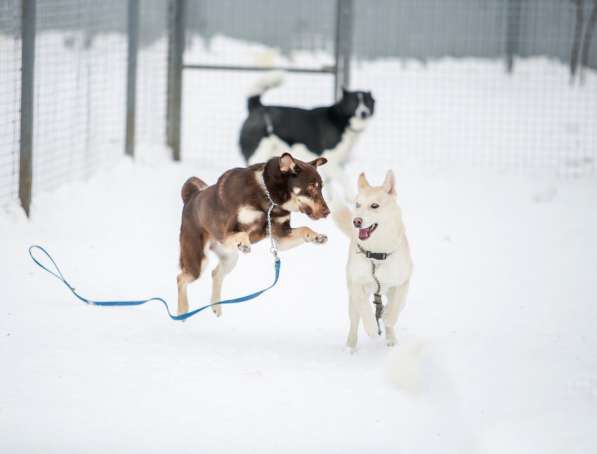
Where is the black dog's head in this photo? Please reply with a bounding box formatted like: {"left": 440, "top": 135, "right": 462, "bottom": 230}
{"left": 335, "top": 88, "right": 375, "bottom": 120}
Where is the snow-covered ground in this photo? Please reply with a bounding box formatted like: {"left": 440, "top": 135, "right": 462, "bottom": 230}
{"left": 1, "top": 155, "right": 596, "bottom": 453}
{"left": 1, "top": 32, "right": 597, "bottom": 453}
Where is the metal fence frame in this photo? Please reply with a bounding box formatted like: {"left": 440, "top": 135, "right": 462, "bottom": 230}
{"left": 8, "top": 0, "right": 597, "bottom": 215}
{"left": 18, "top": 0, "right": 35, "bottom": 216}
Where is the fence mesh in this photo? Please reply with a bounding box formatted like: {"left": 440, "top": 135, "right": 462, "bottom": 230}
{"left": 32, "top": 0, "right": 127, "bottom": 195}
{"left": 0, "top": 0, "right": 21, "bottom": 205}
{"left": 136, "top": 0, "right": 169, "bottom": 159}
{"left": 351, "top": 0, "right": 597, "bottom": 176}
{"left": 181, "top": 0, "right": 337, "bottom": 168}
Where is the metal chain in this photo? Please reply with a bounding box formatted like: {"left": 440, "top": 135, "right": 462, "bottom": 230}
{"left": 370, "top": 261, "right": 384, "bottom": 336}
{"left": 261, "top": 177, "right": 279, "bottom": 259}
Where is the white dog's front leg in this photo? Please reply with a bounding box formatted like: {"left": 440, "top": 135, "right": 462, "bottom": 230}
{"left": 383, "top": 280, "right": 410, "bottom": 346}
{"left": 347, "top": 284, "right": 371, "bottom": 352}
{"left": 346, "top": 288, "right": 361, "bottom": 353}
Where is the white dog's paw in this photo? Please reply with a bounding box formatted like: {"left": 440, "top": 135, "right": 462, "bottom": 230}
{"left": 212, "top": 304, "right": 222, "bottom": 317}
{"left": 385, "top": 327, "right": 397, "bottom": 347}
{"left": 346, "top": 336, "right": 358, "bottom": 354}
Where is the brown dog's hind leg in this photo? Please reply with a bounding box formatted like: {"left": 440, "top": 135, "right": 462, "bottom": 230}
{"left": 177, "top": 271, "right": 197, "bottom": 316}
{"left": 209, "top": 245, "right": 239, "bottom": 317}
{"left": 178, "top": 230, "right": 209, "bottom": 316}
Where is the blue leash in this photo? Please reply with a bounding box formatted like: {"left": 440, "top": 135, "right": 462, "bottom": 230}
{"left": 28, "top": 245, "right": 281, "bottom": 322}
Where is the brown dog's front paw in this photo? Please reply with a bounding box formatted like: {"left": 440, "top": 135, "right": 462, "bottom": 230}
{"left": 306, "top": 232, "right": 327, "bottom": 244}
{"left": 314, "top": 233, "right": 327, "bottom": 244}
{"left": 238, "top": 243, "right": 251, "bottom": 253}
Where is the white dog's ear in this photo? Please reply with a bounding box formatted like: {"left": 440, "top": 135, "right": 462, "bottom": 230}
{"left": 279, "top": 153, "right": 297, "bottom": 174}
{"left": 358, "top": 172, "right": 370, "bottom": 190}
{"left": 383, "top": 170, "right": 396, "bottom": 195}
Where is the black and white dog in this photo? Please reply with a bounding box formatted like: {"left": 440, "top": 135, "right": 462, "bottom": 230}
{"left": 239, "top": 72, "right": 375, "bottom": 200}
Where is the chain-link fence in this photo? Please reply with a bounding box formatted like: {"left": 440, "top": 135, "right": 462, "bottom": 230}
{"left": 1, "top": 0, "right": 596, "bottom": 214}
{"left": 137, "top": 0, "right": 169, "bottom": 158}
{"left": 176, "top": 0, "right": 597, "bottom": 177}
{"left": 350, "top": 0, "right": 597, "bottom": 176}
{"left": 33, "top": 0, "right": 127, "bottom": 194}
{"left": 0, "top": 0, "right": 174, "bottom": 214}
{"left": 181, "top": 0, "right": 337, "bottom": 168}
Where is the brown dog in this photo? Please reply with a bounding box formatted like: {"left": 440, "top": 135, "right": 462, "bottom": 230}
{"left": 178, "top": 153, "right": 330, "bottom": 316}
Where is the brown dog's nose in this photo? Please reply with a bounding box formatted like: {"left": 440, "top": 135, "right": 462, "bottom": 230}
{"left": 353, "top": 217, "right": 363, "bottom": 228}
{"left": 321, "top": 206, "right": 330, "bottom": 218}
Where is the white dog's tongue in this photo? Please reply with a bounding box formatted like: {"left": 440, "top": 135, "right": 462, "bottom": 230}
{"left": 359, "top": 228, "right": 370, "bottom": 240}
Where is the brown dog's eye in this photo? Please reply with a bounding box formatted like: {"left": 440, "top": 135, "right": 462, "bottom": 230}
{"left": 370, "top": 203, "right": 380, "bottom": 209}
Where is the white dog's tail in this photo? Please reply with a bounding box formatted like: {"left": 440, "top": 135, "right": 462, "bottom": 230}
{"left": 331, "top": 200, "right": 353, "bottom": 238}
{"left": 247, "top": 71, "right": 285, "bottom": 110}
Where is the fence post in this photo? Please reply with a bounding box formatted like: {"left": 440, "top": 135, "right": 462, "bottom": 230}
{"left": 167, "top": 0, "right": 186, "bottom": 161}
{"left": 505, "top": 0, "right": 522, "bottom": 73}
{"left": 334, "top": 0, "right": 354, "bottom": 100}
{"left": 19, "top": 0, "right": 36, "bottom": 217}
{"left": 125, "top": 0, "right": 139, "bottom": 158}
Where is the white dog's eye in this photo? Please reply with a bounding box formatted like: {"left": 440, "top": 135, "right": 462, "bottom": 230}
{"left": 370, "top": 203, "right": 380, "bottom": 209}
{"left": 356, "top": 202, "right": 361, "bottom": 208}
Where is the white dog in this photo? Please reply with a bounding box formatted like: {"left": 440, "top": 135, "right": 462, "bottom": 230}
{"left": 333, "top": 170, "right": 413, "bottom": 352}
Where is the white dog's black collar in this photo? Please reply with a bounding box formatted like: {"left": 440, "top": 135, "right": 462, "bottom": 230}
{"left": 357, "top": 244, "right": 391, "bottom": 261}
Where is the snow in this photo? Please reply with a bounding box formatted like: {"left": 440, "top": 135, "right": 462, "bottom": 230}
{"left": 1, "top": 33, "right": 597, "bottom": 453}
{"left": 2, "top": 156, "right": 596, "bottom": 453}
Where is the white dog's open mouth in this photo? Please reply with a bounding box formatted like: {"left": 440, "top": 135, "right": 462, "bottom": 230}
{"left": 358, "top": 223, "right": 378, "bottom": 240}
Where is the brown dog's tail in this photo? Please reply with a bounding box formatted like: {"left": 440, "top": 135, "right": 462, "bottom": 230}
{"left": 181, "top": 177, "right": 208, "bottom": 204}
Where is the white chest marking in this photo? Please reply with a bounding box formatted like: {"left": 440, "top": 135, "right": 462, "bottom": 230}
{"left": 237, "top": 205, "right": 263, "bottom": 225}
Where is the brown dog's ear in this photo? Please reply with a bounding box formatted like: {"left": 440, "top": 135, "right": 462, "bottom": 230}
{"left": 309, "top": 157, "right": 327, "bottom": 167}
{"left": 279, "top": 153, "right": 297, "bottom": 174}
{"left": 383, "top": 169, "right": 396, "bottom": 196}
{"left": 357, "top": 172, "right": 370, "bottom": 190}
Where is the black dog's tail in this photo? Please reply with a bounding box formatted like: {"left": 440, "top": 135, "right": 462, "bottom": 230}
{"left": 181, "top": 177, "right": 208, "bottom": 204}
{"left": 247, "top": 71, "right": 284, "bottom": 111}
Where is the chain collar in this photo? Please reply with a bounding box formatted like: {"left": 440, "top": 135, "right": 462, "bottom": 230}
{"left": 259, "top": 171, "right": 279, "bottom": 259}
